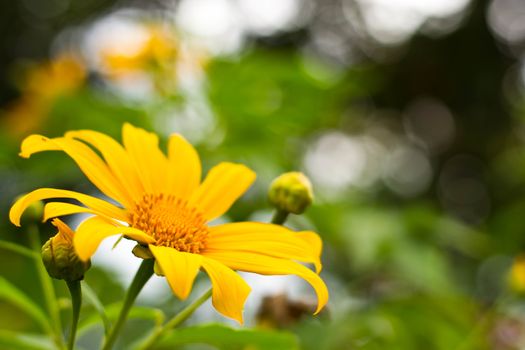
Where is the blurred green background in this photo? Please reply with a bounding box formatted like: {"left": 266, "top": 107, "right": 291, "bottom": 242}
{"left": 2, "top": 0, "right": 525, "bottom": 349}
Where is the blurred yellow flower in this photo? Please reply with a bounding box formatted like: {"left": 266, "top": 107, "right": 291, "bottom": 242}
{"left": 101, "top": 24, "right": 177, "bottom": 77}
{"left": 4, "top": 97, "right": 46, "bottom": 138}
{"left": 10, "top": 124, "right": 328, "bottom": 323}
{"left": 24, "top": 54, "right": 86, "bottom": 99}
{"left": 510, "top": 255, "right": 525, "bottom": 292}
{"left": 3, "top": 54, "right": 85, "bottom": 137}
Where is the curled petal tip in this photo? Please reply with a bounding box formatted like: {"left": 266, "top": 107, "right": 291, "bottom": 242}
{"left": 315, "top": 262, "right": 323, "bottom": 274}
{"left": 237, "top": 316, "right": 245, "bottom": 326}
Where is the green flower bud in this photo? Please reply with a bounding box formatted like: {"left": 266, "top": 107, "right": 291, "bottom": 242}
{"left": 41, "top": 219, "right": 90, "bottom": 281}
{"left": 268, "top": 172, "right": 314, "bottom": 214}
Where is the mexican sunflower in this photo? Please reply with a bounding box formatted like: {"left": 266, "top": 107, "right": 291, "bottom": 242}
{"left": 9, "top": 124, "right": 328, "bottom": 323}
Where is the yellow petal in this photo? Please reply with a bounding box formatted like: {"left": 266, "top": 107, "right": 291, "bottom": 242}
{"left": 201, "top": 257, "right": 251, "bottom": 324}
{"left": 10, "top": 188, "right": 128, "bottom": 226}
{"left": 207, "top": 222, "right": 322, "bottom": 273}
{"left": 166, "top": 134, "right": 201, "bottom": 200}
{"left": 149, "top": 246, "right": 202, "bottom": 300}
{"left": 66, "top": 130, "right": 144, "bottom": 202}
{"left": 74, "top": 216, "right": 155, "bottom": 261}
{"left": 20, "top": 135, "right": 132, "bottom": 206}
{"left": 296, "top": 231, "right": 323, "bottom": 259}
{"left": 43, "top": 202, "right": 95, "bottom": 222}
{"left": 202, "top": 251, "right": 328, "bottom": 314}
{"left": 20, "top": 134, "right": 61, "bottom": 153}
{"left": 51, "top": 218, "right": 74, "bottom": 243}
{"left": 122, "top": 123, "right": 168, "bottom": 194}
{"left": 190, "top": 163, "right": 256, "bottom": 221}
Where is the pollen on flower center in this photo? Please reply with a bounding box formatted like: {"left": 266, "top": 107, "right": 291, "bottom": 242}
{"left": 130, "top": 194, "right": 208, "bottom": 253}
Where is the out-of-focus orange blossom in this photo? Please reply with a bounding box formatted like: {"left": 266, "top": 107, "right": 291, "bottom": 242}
{"left": 100, "top": 23, "right": 178, "bottom": 78}
{"left": 24, "top": 54, "right": 86, "bottom": 98}
{"left": 509, "top": 255, "right": 525, "bottom": 293}
{"left": 2, "top": 54, "right": 86, "bottom": 137}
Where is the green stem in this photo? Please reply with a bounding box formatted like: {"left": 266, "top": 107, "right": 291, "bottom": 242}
{"left": 66, "top": 280, "right": 81, "bottom": 350}
{"left": 271, "top": 209, "right": 289, "bottom": 225}
{"left": 163, "top": 287, "right": 212, "bottom": 330}
{"left": 137, "top": 288, "right": 213, "bottom": 350}
{"left": 102, "top": 259, "right": 154, "bottom": 350}
{"left": 28, "top": 224, "right": 65, "bottom": 350}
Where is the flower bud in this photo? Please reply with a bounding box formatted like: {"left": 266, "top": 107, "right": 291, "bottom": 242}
{"left": 268, "top": 172, "right": 314, "bottom": 214}
{"left": 41, "top": 219, "right": 90, "bottom": 281}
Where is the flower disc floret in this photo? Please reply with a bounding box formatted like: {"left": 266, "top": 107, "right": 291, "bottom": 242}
{"left": 130, "top": 193, "right": 208, "bottom": 253}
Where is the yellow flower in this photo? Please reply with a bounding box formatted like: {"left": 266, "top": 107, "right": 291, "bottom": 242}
{"left": 9, "top": 124, "right": 328, "bottom": 323}
{"left": 101, "top": 23, "right": 177, "bottom": 77}
{"left": 24, "top": 54, "right": 86, "bottom": 99}
{"left": 3, "top": 54, "right": 86, "bottom": 137}
{"left": 510, "top": 255, "right": 525, "bottom": 293}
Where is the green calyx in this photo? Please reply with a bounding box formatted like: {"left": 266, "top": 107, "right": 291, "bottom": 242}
{"left": 132, "top": 244, "right": 154, "bottom": 259}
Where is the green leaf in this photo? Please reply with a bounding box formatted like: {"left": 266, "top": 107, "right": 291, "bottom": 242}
{"left": 121, "top": 306, "right": 165, "bottom": 327}
{"left": 0, "top": 277, "right": 51, "bottom": 334}
{"left": 0, "top": 330, "right": 54, "bottom": 350}
{"left": 151, "top": 324, "right": 299, "bottom": 350}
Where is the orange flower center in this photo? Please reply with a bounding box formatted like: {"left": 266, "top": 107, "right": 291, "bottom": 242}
{"left": 130, "top": 194, "right": 208, "bottom": 253}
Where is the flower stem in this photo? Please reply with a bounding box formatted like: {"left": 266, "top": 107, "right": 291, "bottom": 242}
{"left": 137, "top": 287, "right": 213, "bottom": 350}
{"left": 102, "top": 259, "right": 154, "bottom": 350}
{"left": 271, "top": 209, "right": 289, "bottom": 225}
{"left": 66, "top": 280, "right": 81, "bottom": 350}
{"left": 28, "top": 224, "right": 65, "bottom": 350}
